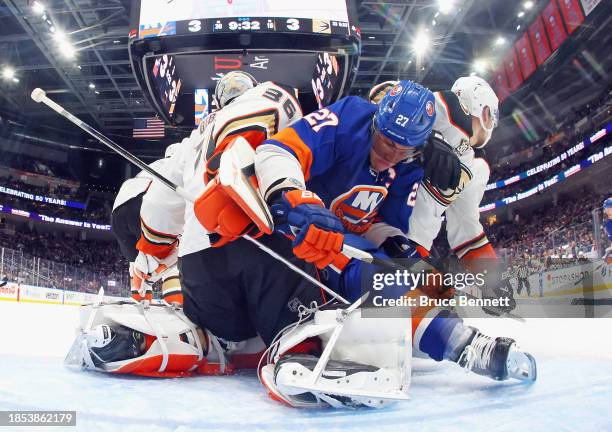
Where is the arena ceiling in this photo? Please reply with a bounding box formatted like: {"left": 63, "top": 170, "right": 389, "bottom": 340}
{"left": 0, "top": 0, "right": 610, "bottom": 154}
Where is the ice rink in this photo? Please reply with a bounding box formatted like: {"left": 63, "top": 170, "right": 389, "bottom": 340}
{"left": 1, "top": 300, "right": 611, "bottom": 431}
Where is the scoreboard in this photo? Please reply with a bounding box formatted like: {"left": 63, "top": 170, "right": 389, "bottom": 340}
{"left": 137, "top": 0, "right": 352, "bottom": 38}
{"left": 129, "top": 0, "right": 360, "bottom": 127}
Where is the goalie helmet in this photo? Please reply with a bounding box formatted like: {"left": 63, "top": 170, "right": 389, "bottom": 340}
{"left": 85, "top": 324, "right": 147, "bottom": 367}
{"left": 451, "top": 75, "right": 499, "bottom": 147}
{"left": 374, "top": 80, "right": 436, "bottom": 147}
{"left": 65, "top": 302, "right": 210, "bottom": 377}
{"left": 214, "top": 71, "right": 258, "bottom": 109}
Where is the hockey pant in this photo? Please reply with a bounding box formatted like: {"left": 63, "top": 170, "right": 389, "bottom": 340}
{"left": 178, "top": 234, "right": 326, "bottom": 346}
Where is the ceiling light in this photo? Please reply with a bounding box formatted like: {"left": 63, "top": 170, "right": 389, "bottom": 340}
{"left": 94, "top": 90, "right": 100, "bottom": 95}
{"left": 89, "top": 83, "right": 95, "bottom": 89}
{"left": 432, "top": 19, "right": 437, "bottom": 26}
{"left": 412, "top": 32, "right": 430, "bottom": 55}
{"left": 516, "top": 24, "right": 521, "bottom": 31}
{"left": 2, "top": 67, "right": 15, "bottom": 80}
{"left": 518, "top": 11, "right": 525, "bottom": 18}
{"left": 32, "top": 1, "right": 45, "bottom": 15}
{"left": 438, "top": 0, "right": 454, "bottom": 15}
{"left": 495, "top": 36, "right": 506, "bottom": 45}
{"left": 53, "top": 30, "right": 66, "bottom": 42}
{"left": 524, "top": 1, "right": 534, "bottom": 9}
{"left": 59, "top": 41, "right": 75, "bottom": 58}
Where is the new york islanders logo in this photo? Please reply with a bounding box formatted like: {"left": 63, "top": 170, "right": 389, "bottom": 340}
{"left": 330, "top": 186, "right": 388, "bottom": 233}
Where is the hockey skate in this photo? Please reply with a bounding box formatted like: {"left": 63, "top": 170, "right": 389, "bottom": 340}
{"left": 456, "top": 329, "right": 537, "bottom": 382}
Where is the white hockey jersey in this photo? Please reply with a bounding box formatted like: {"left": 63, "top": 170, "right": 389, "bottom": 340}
{"left": 408, "top": 90, "right": 491, "bottom": 258}
{"left": 138, "top": 81, "right": 303, "bottom": 258}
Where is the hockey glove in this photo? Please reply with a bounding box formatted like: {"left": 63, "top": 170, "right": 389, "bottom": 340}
{"left": 271, "top": 190, "right": 345, "bottom": 269}
{"left": 423, "top": 133, "right": 462, "bottom": 191}
{"left": 129, "top": 261, "right": 153, "bottom": 301}
{"left": 380, "top": 235, "right": 429, "bottom": 259}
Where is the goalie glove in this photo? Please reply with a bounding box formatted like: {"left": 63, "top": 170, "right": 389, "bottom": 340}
{"left": 194, "top": 176, "right": 264, "bottom": 248}
{"left": 270, "top": 190, "right": 344, "bottom": 269}
{"left": 422, "top": 132, "right": 462, "bottom": 191}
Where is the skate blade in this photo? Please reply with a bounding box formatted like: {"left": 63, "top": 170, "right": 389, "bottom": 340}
{"left": 506, "top": 349, "right": 537, "bottom": 382}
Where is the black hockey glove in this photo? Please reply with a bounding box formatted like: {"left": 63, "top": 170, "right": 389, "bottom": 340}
{"left": 422, "top": 133, "right": 461, "bottom": 191}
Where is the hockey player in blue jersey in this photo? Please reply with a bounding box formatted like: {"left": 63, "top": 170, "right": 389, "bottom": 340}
{"left": 195, "top": 80, "right": 536, "bottom": 404}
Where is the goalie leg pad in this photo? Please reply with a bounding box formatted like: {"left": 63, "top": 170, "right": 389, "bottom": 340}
{"left": 272, "top": 354, "right": 404, "bottom": 408}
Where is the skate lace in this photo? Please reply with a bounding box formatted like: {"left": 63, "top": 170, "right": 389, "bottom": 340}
{"left": 459, "top": 333, "right": 496, "bottom": 372}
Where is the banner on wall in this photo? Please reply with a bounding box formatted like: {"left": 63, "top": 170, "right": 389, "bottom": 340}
{"left": 558, "top": 0, "right": 585, "bottom": 34}
{"left": 542, "top": 0, "right": 568, "bottom": 51}
{"left": 529, "top": 15, "right": 553, "bottom": 65}
{"left": 481, "top": 142, "right": 612, "bottom": 212}
{"left": 493, "top": 68, "right": 510, "bottom": 103}
{"left": 0, "top": 203, "right": 111, "bottom": 231}
{"left": 504, "top": 48, "right": 523, "bottom": 92}
{"left": 486, "top": 124, "right": 610, "bottom": 191}
{"left": 515, "top": 33, "right": 537, "bottom": 80}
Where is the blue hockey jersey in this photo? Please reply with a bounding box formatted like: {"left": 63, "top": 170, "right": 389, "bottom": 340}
{"left": 257, "top": 96, "right": 423, "bottom": 235}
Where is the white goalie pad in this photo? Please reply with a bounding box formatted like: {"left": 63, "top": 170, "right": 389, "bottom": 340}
{"left": 218, "top": 136, "right": 274, "bottom": 234}
{"left": 65, "top": 301, "right": 204, "bottom": 377}
{"left": 261, "top": 306, "right": 412, "bottom": 408}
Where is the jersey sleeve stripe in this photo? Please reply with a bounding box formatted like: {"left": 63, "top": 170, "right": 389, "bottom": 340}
{"left": 213, "top": 108, "right": 280, "bottom": 144}
{"left": 437, "top": 91, "right": 471, "bottom": 138}
{"left": 422, "top": 180, "right": 453, "bottom": 206}
{"left": 452, "top": 232, "right": 489, "bottom": 258}
{"left": 266, "top": 127, "right": 314, "bottom": 180}
{"left": 137, "top": 218, "right": 178, "bottom": 258}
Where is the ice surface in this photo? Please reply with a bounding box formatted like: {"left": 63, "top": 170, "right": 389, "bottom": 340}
{"left": 1, "top": 301, "right": 611, "bottom": 432}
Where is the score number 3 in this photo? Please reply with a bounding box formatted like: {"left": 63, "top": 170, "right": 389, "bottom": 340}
{"left": 304, "top": 108, "right": 339, "bottom": 132}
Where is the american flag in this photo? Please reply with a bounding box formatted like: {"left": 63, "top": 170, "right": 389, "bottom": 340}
{"left": 133, "top": 117, "right": 165, "bottom": 139}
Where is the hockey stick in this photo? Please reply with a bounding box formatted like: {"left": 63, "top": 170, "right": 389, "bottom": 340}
{"left": 31, "top": 88, "right": 350, "bottom": 305}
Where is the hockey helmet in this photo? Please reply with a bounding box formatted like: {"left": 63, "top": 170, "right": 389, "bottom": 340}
{"left": 604, "top": 197, "right": 612, "bottom": 209}
{"left": 369, "top": 80, "right": 399, "bottom": 104}
{"left": 214, "top": 71, "right": 258, "bottom": 109}
{"left": 451, "top": 75, "right": 499, "bottom": 146}
{"left": 374, "top": 80, "right": 436, "bottom": 147}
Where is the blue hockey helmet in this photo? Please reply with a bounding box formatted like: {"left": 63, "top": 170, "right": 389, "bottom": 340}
{"left": 604, "top": 198, "right": 612, "bottom": 209}
{"left": 374, "top": 80, "right": 436, "bottom": 147}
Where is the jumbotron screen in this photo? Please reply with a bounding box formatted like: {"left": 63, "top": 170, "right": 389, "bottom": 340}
{"left": 138, "top": 0, "right": 352, "bottom": 39}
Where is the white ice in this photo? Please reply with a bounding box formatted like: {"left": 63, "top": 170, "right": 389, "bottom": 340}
{"left": 1, "top": 301, "right": 611, "bottom": 432}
